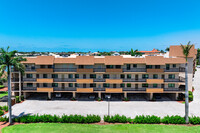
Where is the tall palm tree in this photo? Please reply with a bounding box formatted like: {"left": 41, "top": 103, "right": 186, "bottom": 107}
{"left": 0, "top": 46, "right": 26, "bottom": 124}
{"left": 130, "top": 49, "right": 142, "bottom": 56}
{"left": 181, "top": 41, "right": 194, "bottom": 124}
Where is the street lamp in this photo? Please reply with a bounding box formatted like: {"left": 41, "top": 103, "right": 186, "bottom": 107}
{"left": 105, "top": 94, "right": 111, "bottom": 116}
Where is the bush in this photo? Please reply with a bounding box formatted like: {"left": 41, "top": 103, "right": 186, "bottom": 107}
{"left": 2, "top": 106, "right": 8, "bottom": 112}
{"left": 12, "top": 114, "right": 101, "bottom": 123}
{"left": 162, "top": 115, "right": 185, "bottom": 124}
{"left": 21, "top": 95, "right": 24, "bottom": 101}
{"left": 15, "top": 96, "right": 21, "bottom": 103}
{"left": 0, "top": 85, "right": 5, "bottom": 89}
{"left": 189, "top": 116, "right": 200, "bottom": 125}
{"left": 0, "top": 116, "right": 8, "bottom": 122}
{"left": 0, "top": 110, "right": 4, "bottom": 116}
{"left": 104, "top": 115, "right": 131, "bottom": 123}
{"left": 97, "top": 97, "right": 102, "bottom": 101}
{"left": 71, "top": 97, "right": 76, "bottom": 101}
{"left": 133, "top": 115, "right": 160, "bottom": 124}
{"left": 123, "top": 97, "right": 129, "bottom": 101}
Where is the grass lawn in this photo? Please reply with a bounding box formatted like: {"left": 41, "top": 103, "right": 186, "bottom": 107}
{"left": 2, "top": 123, "right": 200, "bottom": 133}
{"left": 0, "top": 91, "right": 8, "bottom": 98}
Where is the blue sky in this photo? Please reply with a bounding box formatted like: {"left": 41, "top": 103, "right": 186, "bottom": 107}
{"left": 0, "top": 0, "right": 200, "bottom": 52}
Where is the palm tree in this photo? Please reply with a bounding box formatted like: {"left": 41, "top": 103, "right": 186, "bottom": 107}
{"left": 130, "top": 49, "right": 142, "bottom": 56}
{"left": 180, "top": 41, "right": 194, "bottom": 124}
{"left": 0, "top": 46, "right": 26, "bottom": 124}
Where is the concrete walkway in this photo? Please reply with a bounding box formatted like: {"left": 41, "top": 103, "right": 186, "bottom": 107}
{"left": 7, "top": 68, "right": 200, "bottom": 119}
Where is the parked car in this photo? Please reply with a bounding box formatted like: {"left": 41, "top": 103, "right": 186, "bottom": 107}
{"left": 155, "top": 94, "right": 161, "bottom": 99}
{"left": 88, "top": 95, "right": 95, "bottom": 99}
{"left": 55, "top": 93, "right": 61, "bottom": 98}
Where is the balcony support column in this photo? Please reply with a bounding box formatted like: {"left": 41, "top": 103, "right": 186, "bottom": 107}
{"left": 98, "top": 92, "right": 101, "bottom": 98}
{"left": 24, "top": 92, "right": 27, "bottom": 99}
{"left": 48, "top": 92, "right": 51, "bottom": 99}
{"left": 72, "top": 92, "right": 76, "bottom": 98}
{"left": 149, "top": 93, "right": 153, "bottom": 100}
{"left": 124, "top": 92, "right": 127, "bottom": 98}
{"left": 19, "top": 72, "right": 21, "bottom": 100}
{"left": 175, "top": 93, "right": 179, "bottom": 100}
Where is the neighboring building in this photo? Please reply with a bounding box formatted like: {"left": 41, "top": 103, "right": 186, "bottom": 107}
{"left": 112, "top": 52, "right": 120, "bottom": 56}
{"left": 11, "top": 45, "right": 197, "bottom": 100}
{"left": 139, "top": 49, "right": 160, "bottom": 55}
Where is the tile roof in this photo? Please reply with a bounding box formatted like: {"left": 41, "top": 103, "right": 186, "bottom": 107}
{"left": 145, "top": 56, "right": 165, "bottom": 65}
{"left": 169, "top": 45, "right": 197, "bottom": 58}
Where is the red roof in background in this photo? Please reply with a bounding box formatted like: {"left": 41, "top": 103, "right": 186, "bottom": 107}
{"left": 139, "top": 48, "right": 160, "bottom": 53}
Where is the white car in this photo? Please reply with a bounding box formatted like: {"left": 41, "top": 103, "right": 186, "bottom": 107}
{"left": 55, "top": 93, "right": 61, "bottom": 98}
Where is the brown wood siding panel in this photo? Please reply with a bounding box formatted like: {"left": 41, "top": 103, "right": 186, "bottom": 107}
{"left": 106, "top": 79, "right": 123, "bottom": 83}
{"left": 77, "top": 88, "right": 93, "bottom": 92}
{"left": 77, "top": 69, "right": 93, "bottom": 73}
{"left": 106, "top": 69, "right": 122, "bottom": 73}
{"left": 146, "top": 88, "right": 163, "bottom": 93}
{"left": 106, "top": 88, "right": 122, "bottom": 93}
{"left": 147, "top": 69, "right": 164, "bottom": 73}
{"left": 146, "top": 79, "right": 164, "bottom": 83}
{"left": 76, "top": 79, "right": 93, "bottom": 83}
{"left": 36, "top": 68, "right": 53, "bottom": 73}
{"left": 37, "top": 78, "right": 53, "bottom": 83}
{"left": 37, "top": 88, "right": 53, "bottom": 92}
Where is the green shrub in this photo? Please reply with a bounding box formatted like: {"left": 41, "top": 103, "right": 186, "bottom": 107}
{"left": 12, "top": 114, "right": 101, "bottom": 123}
{"left": 0, "top": 116, "right": 8, "bottom": 122}
{"left": 104, "top": 115, "right": 131, "bottom": 123}
{"left": 162, "top": 115, "right": 185, "bottom": 124}
{"left": 189, "top": 91, "right": 193, "bottom": 101}
{"left": 133, "top": 115, "right": 160, "bottom": 124}
{"left": 15, "top": 96, "right": 21, "bottom": 103}
{"left": 97, "top": 97, "right": 102, "bottom": 101}
{"left": 21, "top": 95, "right": 24, "bottom": 101}
{"left": 123, "top": 97, "right": 129, "bottom": 101}
{"left": 189, "top": 116, "right": 200, "bottom": 125}
{"left": 0, "top": 85, "right": 5, "bottom": 89}
{"left": 71, "top": 97, "right": 76, "bottom": 101}
{"left": 0, "top": 110, "right": 4, "bottom": 116}
{"left": 2, "top": 106, "right": 8, "bottom": 112}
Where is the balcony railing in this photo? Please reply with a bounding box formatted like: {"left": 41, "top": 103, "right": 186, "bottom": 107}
{"left": 164, "top": 88, "right": 185, "bottom": 91}
{"left": 164, "top": 67, "right": 185, "bottom": 72}
{"left": 11, "top": 78, "right": 19, "bottom": 82}
{"left": 54, "top": 87, "right": 76, "bottom": 91}
{"left": 123, "top": 79, "right": 146, "bottom": 82}
{"left": 53, "top": 78, "right": 76, "bottom": 82}
{"left": 54, "top": 68, "right": 77, "bottom": 72}
{"left": 164, "top": 79, "right": 185, "bottom": 82}
{"left": 93, "top": 88, "right": 106, "bottom": 91}
{"left": 123, "top": 88, "right": 146, "bottom": 91}
{"left": 93, "top": 68, "right": 106, "bottom": 72}
{"left": 93, "top": 79, "right": 106, "bottom": 82}
{"left": 23, "top": 78, "right": 37, "bottom": 82}
{"left": 23, "top": 87, "right": 37, "bottom": 90}
{"left": 123, "top": 68, "right": 146, "bottom": 72}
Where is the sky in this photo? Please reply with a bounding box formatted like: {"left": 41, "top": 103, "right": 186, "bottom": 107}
{"left": 0, "top": 0, "right": 200, "bottom": 52}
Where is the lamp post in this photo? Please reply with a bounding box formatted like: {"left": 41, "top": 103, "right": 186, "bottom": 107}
{"left": 106, "top": 94, "right": 111, "bottom": 116}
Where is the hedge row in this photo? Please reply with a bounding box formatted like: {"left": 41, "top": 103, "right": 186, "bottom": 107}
{"left": 104, "top": 115, "right": 200, "bottom": 125}
{"left": 0, "top": 114, "right": 101, "bottom": 123}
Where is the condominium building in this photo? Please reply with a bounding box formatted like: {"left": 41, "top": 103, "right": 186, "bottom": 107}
{"left": 11, "top": 45, "right": 197, "bottom": 100}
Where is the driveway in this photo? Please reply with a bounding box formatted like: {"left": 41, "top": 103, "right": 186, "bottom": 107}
{"left": 7, "top": 68, "right": 200, "bottom": 119}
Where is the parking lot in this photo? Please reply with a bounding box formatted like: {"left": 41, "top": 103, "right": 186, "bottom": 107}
{"left": 7, "top": 68, "right": 200, "bottom": 119}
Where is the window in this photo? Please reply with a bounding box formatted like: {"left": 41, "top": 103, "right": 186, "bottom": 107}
{"left": 173, "top": 64, "right": 176, "bottom": 68}
{"left": 103, "top": 74, "right": 109, "bottom": 79}
{"left": 142, "top": 74, "right": 149, "bottom": 79}
{"left": 133, "top": 64, "right": 137, "bottom": 68}
{"left": 106, "top": 65, "right": 114, "bottom": 69}
{"left": 52, "top": 83, "right": 58, "bottom": 87}
{"left": 36, "top": 74, "right": 39, "bottom": 78}
{"left": 90, "top": 74, "right": 96, "bottom": 79}
{"left": 146, "top": 65, "right": 152, "bottom": 69}
{"left": 75, "top": 74, "right": 79, "bottom": 79}
{"left": 79, "top": 65, "right": 84, "bottom": 69}
{"left": 120, "top": 74, "right": 125, "bottom": 79}
{"left": 155, "top": 65, "right": 160, "bottom": 69}
{"left": 113, "top": 84, "right": 117, "bottom": 88}
{"left": 52, "top": 74, "right": 58, "bottom": 78}
{"left": 90, "top": 83, "right": 96, "bottom": 87}
{"left": 168, "top": 74, "right": 175, "bottom": 79}
{"left": 43, "top": 74, "right": 48, "bottom": 78}
{"left": 27, "top": 83, "right": 33, "bottom": 87}
{"left": 83, "top": 84, "right": 86, "bottom": 88}
{"left": 68, "top": 74, "right": 73, "bottom": 79}
{"left": 126, "top": 64, "right": 131, "bottom": 70}
{"left": 153, "top": 84, "right": 158, "bottom": 88}
{"left": 153, "top": 74, "right": 158, "bottom": 79}
{"left": 127, "top": 74, "right": 131, "bottom": 79}
{"left": 48, "top": 65, "right": 53, "bottom": 68}
{"left": 41, "top": 65, "right": 45, "bottom": 68}
{"left": 127, "top": 83, "right": 131, "bottom": 87}
{"left": 103, "top": 83, "right": 110, "bottom": 87}
{"left": 120, "top": 83, "right": 125, "bottom": 87}
{"left": 43, "top": 83, "right": 48, "bottom": 87}
{"left": 142, "top": 83, "right": 148, "bottom": 87}
{"left": 75, "top": 83, "right": 79, "bottom": 87}
{"left": 116, "top": 65, "right": 121, "bottom": 69}
{"left": 168, "top": 83, "right": 175, "bottom": 88}
{"left": 69, "top": 83, "right": 73, "bottom": 87}
{"left": 27, "top": 74, "right": 32, "bottom": 78}
{"left": 83, "top": 74, "right": 86, "bottom": 79}
{"left": 166, "top": 64, "right": 170, "bottom": 70}
{"left": 135, "top": 84, "right": 138, "bottom": 89}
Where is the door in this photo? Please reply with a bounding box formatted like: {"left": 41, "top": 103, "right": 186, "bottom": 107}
{"left": 113, "top": 84, "right": 117, "bottom": 88}
{"left": 83, "top": 74, "right": 86, "bottom": 79}
{"left": 135, "top": 75, "right": 138, "bottom": 80}
{"left": 62, "top": 83, "right": 65, "bottom": 89}
{"left": 135, "top": 84, "right": 138, "bottom": 89}
{"left": 161, "top": 84, "right": 164, "bottom": 88}
{"left": 162, "top": 75, "right": 165, "bottom": 79}
{"left": 36, "top": 74, "right": 39, "bottom": 78}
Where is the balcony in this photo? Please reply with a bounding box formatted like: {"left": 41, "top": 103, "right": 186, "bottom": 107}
{"left": 77, "top": 68, "right": 93, "bottom": 73}
{"left": 25, "top": 68, "right": 36, "bottom": 72}
{"left": 11, "top": 78, "right": 19, "bottom": 82}
{"left": 37, "top": 87, "right": 53, "bottom": 92}
{"left": 93, "top": 79, "right": 106, "bottom": 82}
{"left": 164, "top": 88, "right": 185, "bottom": 91}
{"left": 54, "top": 87, "right": 76, "bottom": 91}
{"left": 76, "top": 79, "right": 93, "bottom": 83}
{"left": 106, "top": 79, "right": 123, "bottom": 83}
{"left": 146, "top": 88, "right": 164, "bottom": 93}
{"left": 123, "top": 79, "right": 146, "bottom": 82}
{"left": 147, "top": 69, "right": 164, "bottom": 73}
{"left": 106, "top": 69, "right": 122, "bottom": 73}
{"left": 37, "top": 78, "right": 54, "bottom": 83}
{"left": 164, "top": 78, "right": 185, "bottom": 82}
{"left": 123, "top": 88, "right": 146, "bottom": 91}
{"left": 93, "top": 68, "right": 106, "bottom": 72}
{"left": 123, "top": 68, "right": 146, "bottom": 72}
{"left": 146, "top": 79, "right": 164, "bottom": 83}
{"left": 23, "top": 87, "right": 37, "bottom": 90}
{"left": 164, "top": 67, "right": 185, "bottom": 72}
{"left": 105, "top": 88, "right": 122, "bottom": 93}
{"left": 77, "top": 88, "right": 93, "bottom": 92}
{"left": 53, "top": 78, "right": 76, "bottom": 82}
{"left": 54, "top": 68, "right": 77, "bottom": 72}
{"left": 93, "top": 88, "right": 106, "bottom": 91}
{"left": 36, "top": 68, "right": 53, "bottom": 73}
{"left": 23, "top": 78, "right": 37, "bottom": 82}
